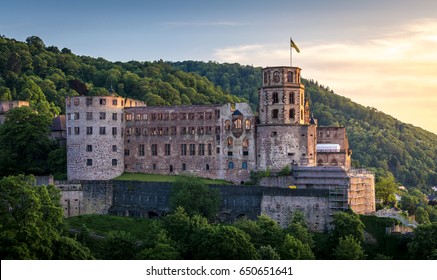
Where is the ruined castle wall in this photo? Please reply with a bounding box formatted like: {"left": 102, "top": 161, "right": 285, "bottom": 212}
{"left": 57, "top": 183, "right": 83, "bottom": 217}
{"left": 256, "top": 125, "right": 316, "bottom": 171}
{"left": 261, "top": 188, "right": 330, "bottom": 232}
{"left": 123, "top": 103, "right": 256, "bottom": 184}
{"left": 81, "top": 180, "right": 113, "bottom": 215}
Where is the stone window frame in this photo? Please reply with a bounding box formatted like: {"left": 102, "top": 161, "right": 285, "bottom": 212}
{"left": 273, "top": 71, "right": 280, "bottom": 83}
{"left": 225, "top": 120, "right": 231, "bottom": 130}
{"left": 124, "top": 149, "right": 130, "bottom": 156}
{"left": 272, "top": 109, "right": 279, "bottom": 119}
{"left": 139, "top": 144, "right": 145, "bottom": 156}
{"left": 99, "top": 112, "right": 106, "bottom": 120}
{"left": 272, "top": 92, "right": 279, "bottom": 104}
{"left": 125, "top": 113, "right": 132, "bottom": 121}
{"left": 86, "top": 112, "right": 93, "bottom": 120}
{"left": 227, "top": 137, "right": 233, "bottom": 147}
{"left": 189, "top": 144, "right": 195, "bottom": 156}
{"left": 74, "top": 112, "right": 80, "bottom": 120}
{"left": 86, "top": 145, "right": 92, "bottom": 152}
{"left": 208, "top": 143, "right": 212, "bottom": 156}
{"left": 242, "top": 161, "right": 248, "bottom": 170}
{"left": 112, "top": 145, "right": 117, "bottom": 152}
{"left": 151, "top": 144, "right": 157, "bottom": 156}
{"left": 86, "top": 97, "right": 92, "bottom": 106}
{"left": 112, "top": 99, "right": 117, "bottom": 106}
{"left": 290, "top": 92, "right": 295, "bottom": 104}
{"left": 287, "top": 71, "right": 293, "bottom": 83}
{"left": 99, "top": 127, "right": 106, "bottom": 135}
{"left": 74, "top": 127, "right": 80, "bottom": 135}
{"left": 180, "top": 144, "right": 187, "bottom": 156}
{"left": 112, "top": 159, "right": 117, "bottom": 166}
{"left": 86, "top": 126, "right": 93, "bottom": 135}
{"left": 233, "top": 117, "right": 242, "bottom": 129}
{"left": 86, "top": 159, "right": 92, "bottom": 166}
{"left": 74, "top": 98, "right": 80, "bottom": 106}
{"left": 228, "top": 161, "right": 234, "bottom": 169}
{"left": 289, "top": 109, "right": 295, "bottom": 120}
{"left": 245, "top": 120, "right": 251, "bottom": 130}
{"left": 112, "top": 127, "right": 117, "bottom": 136}
{"left": 242, "top": 137, "right": 249, "bottom": 148}
{"left": 99, "top": 98, "right": 106, "bottom": 106}
{"left": 198, "top": 143, "right": 205, "bottom": 156}
{"left": 164, "top": 143, "right": 171, "bottom": 156}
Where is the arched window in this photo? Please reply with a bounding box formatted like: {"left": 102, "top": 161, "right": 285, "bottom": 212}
{"left": 242, "top": 162, "right": 248, "bottom": 170}
{"left": 290, "top": 92, "right": 295, "bottom": 104}
{"left": 273, "top": 71, "right": 280, "bottom": 83}
{"left": 233, "top": 118, "right": 242, "bottom": 129}
{"left": 263, "top": 72, "right": 268, "bottom": 84}
{"left": 227, "top": 137, "right": 233, "bottom": 147}
{"left": 225, "top": 120, "right": 231, "bottom": 130}
{"left": 289, "top": 109, "right": 295, "bottom": 119}
{"left": 272, "top": 92, "right": 279, "bottom": 104}
{"left": 331, "top": 159, "right": 338, "bottom": 166}
{"left": 272, "top": 109, "right": 279, "bottom": 119}
{"left": 228, "top": 162, "right": 234, "bottom": 169}
{"left": 287, "top": 71, "right": 293, "bottom": 82}
{"left": 206, "top": 164, "right": 210, "bottom": 170}
{"left": 245, "top": 119, "right": 251, "bottom": 130}
{"left": 242, "top": 137, "right": 249, "bottom": 148}
{"left": 317, "top": 159, "right": 324, "bottom": 166}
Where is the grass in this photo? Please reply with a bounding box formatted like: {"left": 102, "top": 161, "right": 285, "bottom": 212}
{"left": 113, "top": 172, "right": 232, "bottom": 185}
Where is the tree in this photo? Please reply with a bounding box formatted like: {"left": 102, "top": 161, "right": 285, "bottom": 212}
{"left": 257, "top": 245, "right": 281, "bottom": 260}
{"left": 333, "top": 235, "right": 365, "bottom": 260}
{"left": 195, "top": 225, "right": 258, "bottom": 260}
{"left": 331, "top": 211, "right": 365, "bottom": 243}
{"left": 169, "top": 176, "right": 220, "bottom": 220}
{"left": 415, "top": 207, "right": 430, "bottom": 224}
{"left": 137, "top": 230, "right": 180, "bottom": 260}
{"left": 0, "top": 106, "right": 54, "bottom": 176}
{"left": 102, "top": 231, "right": 139, "bottom": 260}
{"left": 408, "top": 223, "right": 437, "bottom": 260}
{"left": 375, "top": 174, "right": 398, "bottom": 208}
{"left": 0, "top": 175, "right": 92, "bottom": 259}
{"left": 280, "top": 234, "right": 315, "bottom": 260}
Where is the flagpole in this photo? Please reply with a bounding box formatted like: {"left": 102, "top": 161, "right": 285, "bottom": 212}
{"left": 290, "top": 38, "right": 293, "bottom": 67}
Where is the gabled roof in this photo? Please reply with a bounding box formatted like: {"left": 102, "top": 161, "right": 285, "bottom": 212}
{"left": 232, "top": 109, "right": 243, "bottom": 116}
{"left": 50, "top": 115, "right": 66, "bottom": 131}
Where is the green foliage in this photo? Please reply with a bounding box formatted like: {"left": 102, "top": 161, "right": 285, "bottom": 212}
{"left": 47, "top": 147, "right": 67, "bottom": 179}
{"left": 102, "top": 231, "right": 139, "bottom": 260}
{"left": 257, "top": 245, "right": 281, "bottom": 260}
{"left": 331, "top": 211, "right": 365, "bottom": 243}
{"left": 280, "top": 234, "right": 315, "bottom": 260}
{"left": 333, "top": 235, "right": 365, "bottom": 260}
{"left": 195, "top": 225, "right": 258, "bottom": 260}
{"left": 399, "top": 189, "right": 428, "bottom": 215}
{"left": 0, "top": 175, "right": 92, "bottom": 259}
{"left": 169, "top": 176, "right": 221, "bottom": 220}
{"left": 0, "top": 106, "right": 55, "bottom": 176}
{"left": 375, "top": 173, "right": 398, "bottom": 208}
{"left": 407, "top": 223, "right": 437, "bottom": 260}
{"left": 278, "top": 165, "right": 292, "bottom": 176}
{"left": 137, "top": 230, "right": 180, "bottom": 260}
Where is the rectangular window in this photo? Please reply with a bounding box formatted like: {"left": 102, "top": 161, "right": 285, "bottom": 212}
{"left": 86, "top": 145, "right": 92, "bottom": 152}
{"left": 243, "top": 150, "right": 249, "bottom": 156}
{"left": 139, "top": 144, "right": 145, "bottom": 156}
{"left": 181, "top": 144, "right": 187, "bottom": 155}
{"left": 198, "top": 144, "right": 205, "bottom": 156}
{"left": 125, "top": 149, "right": 130, "bottom": 156}
{"left": 112, "top": 113, "right": 117, "bottom": 121}
{"left": 151, "top": 144, "right": 157, "bottom": 156}
{"left": 86, "top": 159, "right": 92, "bottom": 166}
{"left": 228, "top": 162, "right": 234, "bottom": 169}
{"left": 208, "top": 143, "right": 212, "bottom": 156}
{"left": 152, "top": 164, "right": 156, "bottom": 170}
{"left": 165, "top": 144, "right": 171, "bottom": 156}
{"left": 125, "top": 114, "right": 132, "bottom": 121}
{"left": 189, "top": 144, "right": 195, "bottom": 156}
{"left": 100, "top": 112, "right": 106, "bottom": 120}
{"left": 99, "top": 98, "right": 106, "bottom": 105}
{"left": 86, "top": 97, "right": 92, "bottom": 106}
{"left": 112, "top": 145, "right": 117, "bottom": 152}
{"left": 74, "top": 127, "right": 80, "bottom": 135}
{"left": 68, "top": 127, "right": 71, "bottom": 135}
{"left": 112, "top": 127, "right": 117, "bottom": 135}
{"left": 228, "top": 151, "right": 233, "bottom": 156}
{"left": 86, "top": 126, "right": 93, "bottom": 135}
{"left": 182, "top": 163, "right": 186, "bottom": 171}
{"left": 216, "top": 147, "right": 220, "bottom": 154}
{"left": 86, "top": 112, "right": 93, "bottom": 120}
{"left": 74, "top": 98, "right": 80, "bottom": 106}
{"left": 112, "top": 159, "right": 117, "bottom": 166}
{"left": 74, "top": 112, "right": 80, "bottom": 120}
{"left": 99, "top": 127, "right": 106, "bottom": 135}
{"left": 112, "top": 99, "right": 117, "bottom": 106}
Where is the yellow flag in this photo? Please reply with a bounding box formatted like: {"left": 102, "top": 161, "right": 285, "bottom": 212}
{"left": 290, "top": 38, "right": 300, "bottom": 53}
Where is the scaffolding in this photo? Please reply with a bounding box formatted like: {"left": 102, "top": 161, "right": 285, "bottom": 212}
{"left": 328, "top": 185, "right": 348, "bottom": 215}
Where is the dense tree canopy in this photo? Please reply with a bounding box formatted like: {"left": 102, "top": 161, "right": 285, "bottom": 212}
{"left": 0, "top": 175, "right": 92, "bottom": 259}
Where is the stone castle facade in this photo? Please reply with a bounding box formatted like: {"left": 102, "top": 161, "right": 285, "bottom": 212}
{"left": 66, "top": 65, "right": 375, "bottom": 215}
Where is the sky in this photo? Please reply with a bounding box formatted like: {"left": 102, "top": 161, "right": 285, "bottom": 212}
{"left": 1, "top": 0, "right": 437, "bottom": 134}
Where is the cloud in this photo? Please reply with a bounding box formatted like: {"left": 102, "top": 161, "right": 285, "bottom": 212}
{"left": 213, "top": 18, "right": 437, "bottom": 133}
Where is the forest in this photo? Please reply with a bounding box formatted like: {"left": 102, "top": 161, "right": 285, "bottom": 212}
{"left": 1, "top": 35, "right": 435, "bottom": 192}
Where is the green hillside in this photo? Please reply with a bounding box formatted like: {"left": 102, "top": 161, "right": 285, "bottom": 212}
{"left": 0, "top": 36, "right": 436, "bottom": 191}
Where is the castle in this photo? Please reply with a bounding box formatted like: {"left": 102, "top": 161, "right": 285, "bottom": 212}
{"left": 66, "top": 65, "right": 375, "bottom": 216}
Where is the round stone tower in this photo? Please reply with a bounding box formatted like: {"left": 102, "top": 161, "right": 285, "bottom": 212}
{"left": 256, "top": 66, "right": 317, "bottom": 171}
{"left": 66, "top": 95, "right": 126, "bottom": 180}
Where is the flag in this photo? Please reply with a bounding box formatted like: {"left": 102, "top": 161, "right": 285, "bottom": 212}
{"left": 290, "top": 38, "right": 300, "bottom": 53}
